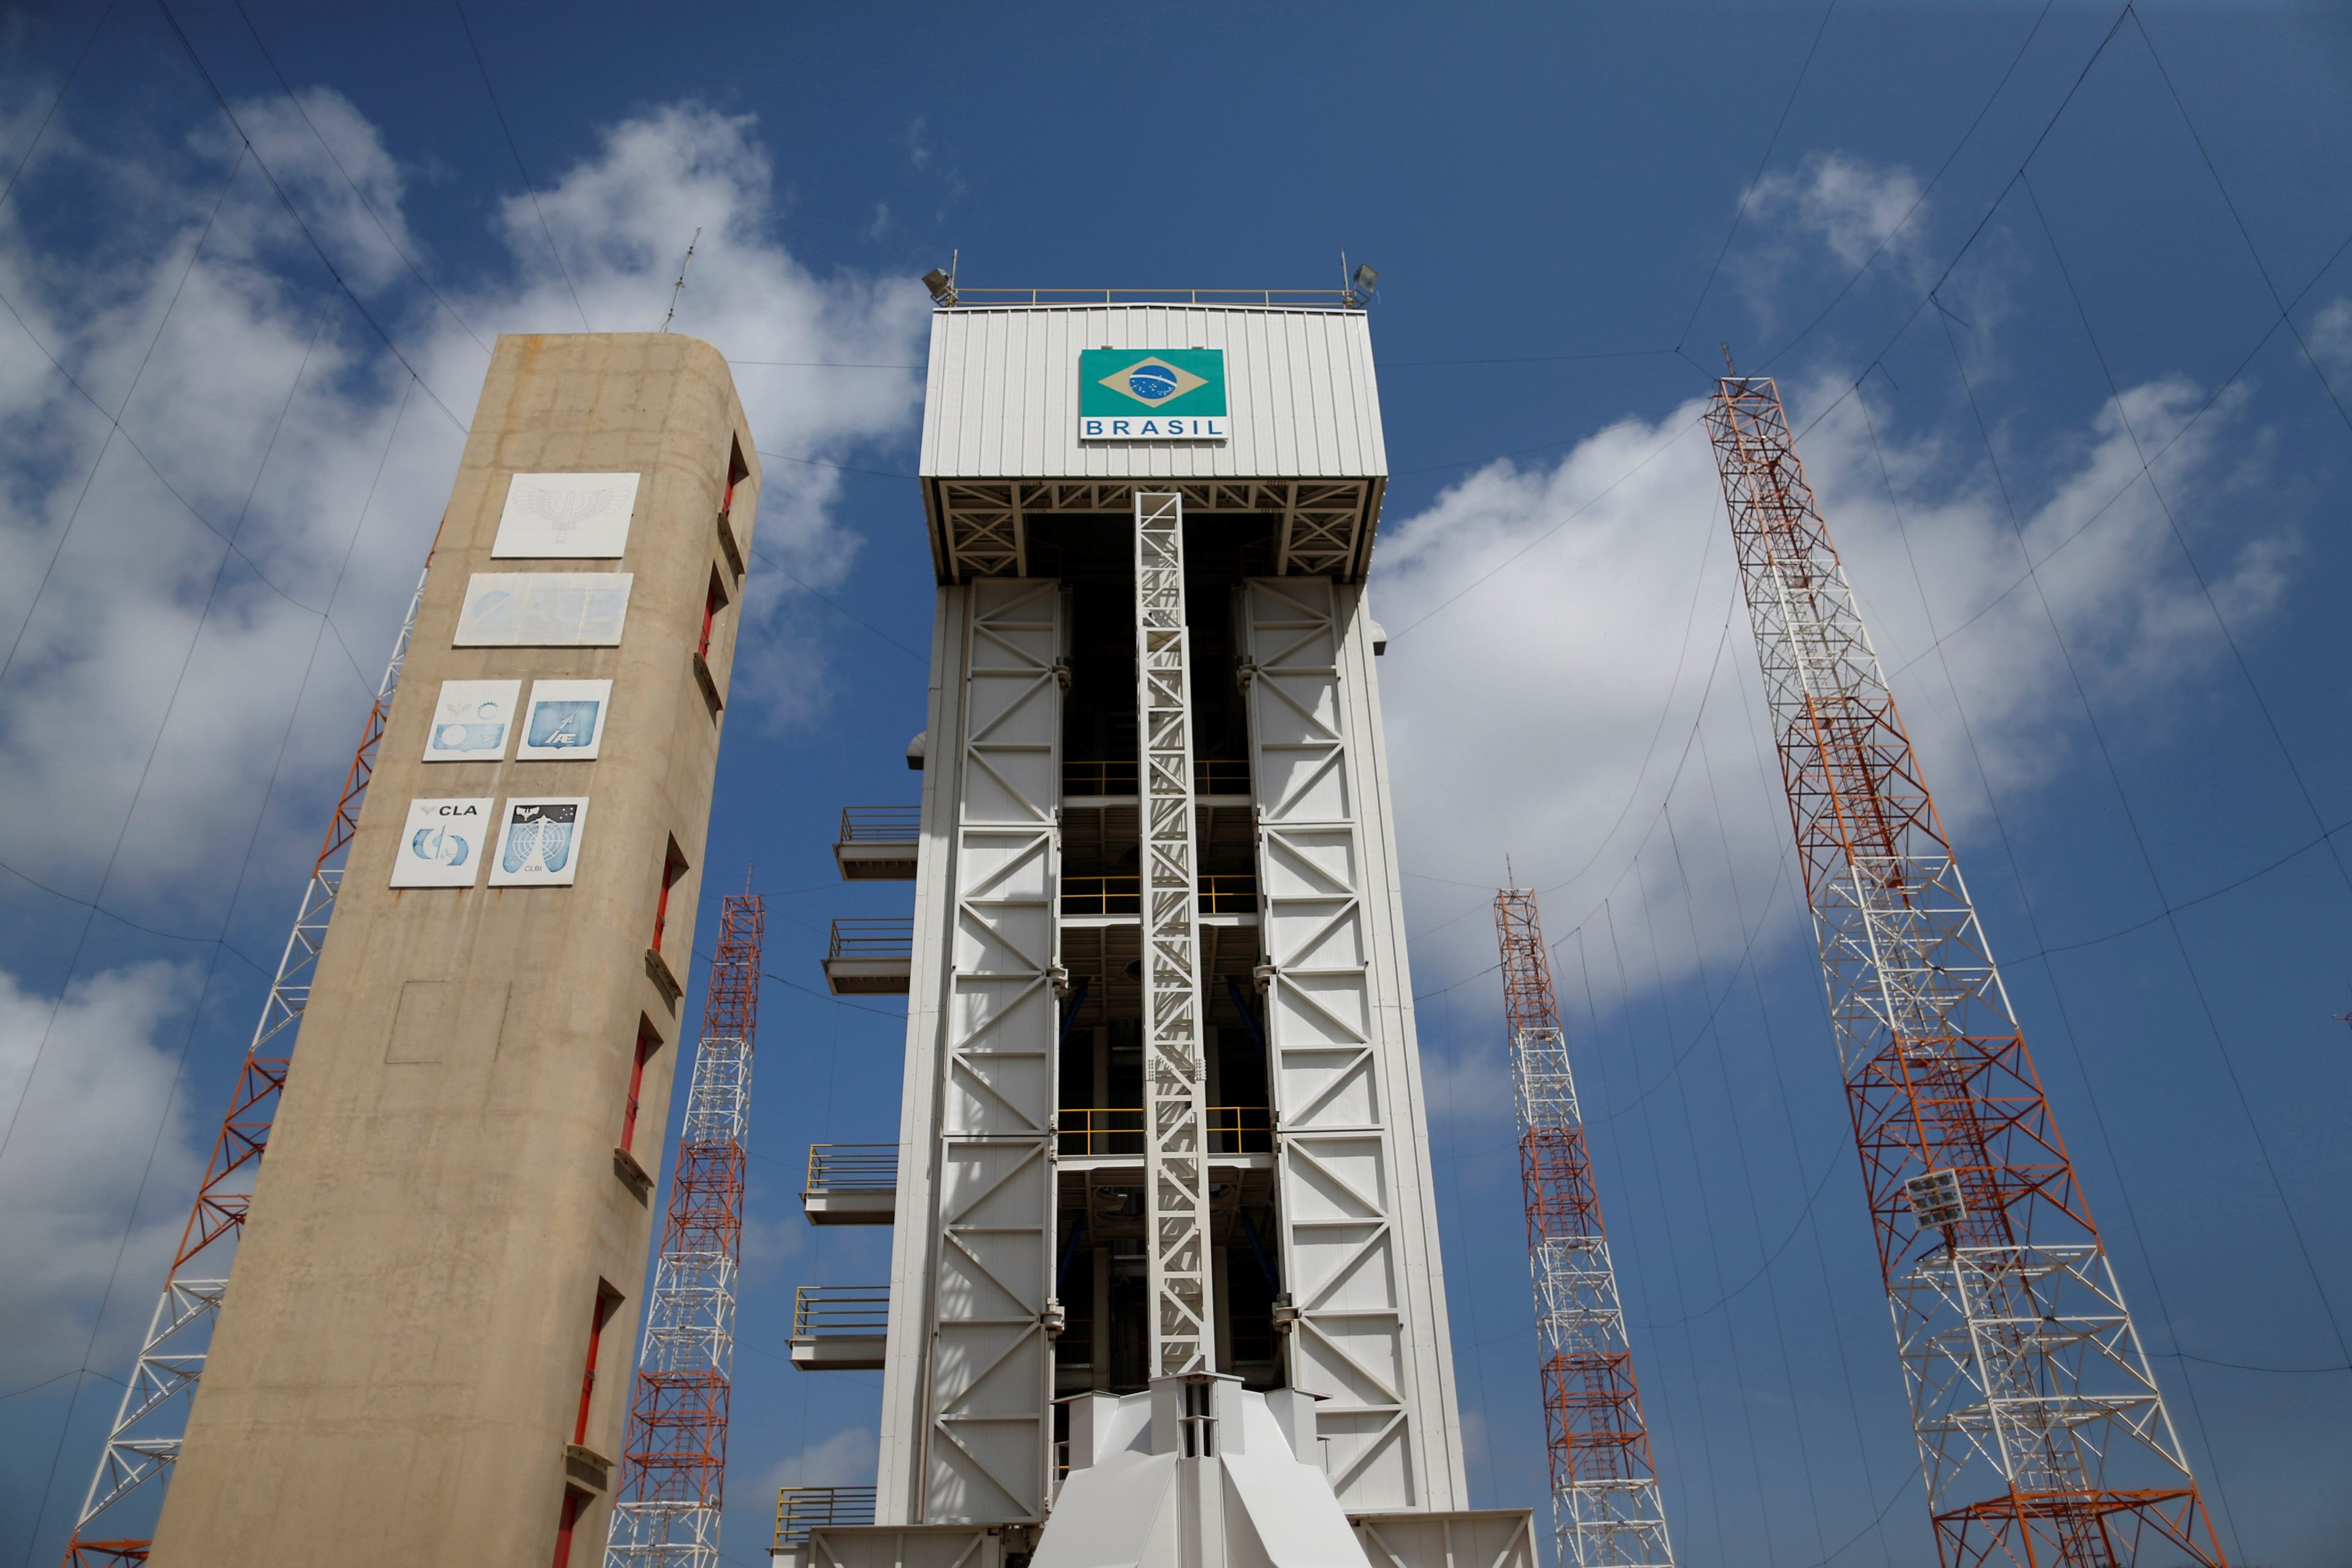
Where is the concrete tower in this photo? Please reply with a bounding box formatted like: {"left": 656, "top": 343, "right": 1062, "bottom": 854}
{"left": 786, "top": 291, "right": 1534, "bottom": 1568}
{"left": 146, "top": 334, "right": 760, "bottom": 1567}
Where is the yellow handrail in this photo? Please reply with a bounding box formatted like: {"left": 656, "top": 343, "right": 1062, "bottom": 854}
{"left": 1057, "top": 1107, "right": 1271, "bottom": 1155}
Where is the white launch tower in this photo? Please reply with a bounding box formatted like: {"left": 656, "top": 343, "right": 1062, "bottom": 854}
{"left": 783, "top": 287, "right": 1532, "bottom": 1568}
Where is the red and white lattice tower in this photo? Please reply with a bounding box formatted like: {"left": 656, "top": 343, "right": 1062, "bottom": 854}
{"left": 603, "top": 888, "right": 764, "bottom": 1568}
{"left": 1705, "top": 375, "right": 2223, "bottom": 1568}
{"left": 63, "top": 560, "right": 432, "bottom": 1568}
{"left": 1494, "top": 885, "right": 1675, "bottom": 1568}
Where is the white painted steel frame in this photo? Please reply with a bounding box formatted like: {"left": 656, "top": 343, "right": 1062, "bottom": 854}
{"left": 1134, "top": 493, "right": 1213, "bottom": 1375}
{"left": 1511, "top": 1019, "right": 1675, "bottom": 1568}
{"left": 70, "top": 564, "right": 429, "bottom": 1544}
{"left": 881, "top": 579, "right": 1064, "bottom": 1525}
{"left": 1717, "top": 383, "right": 2200, "bottom": 1534}
{"left": 604, "top": 1030, "right": 752, "bottom": 1568}
{"left": 1239, "top": 576, "right": 1466, "bottom": 1513}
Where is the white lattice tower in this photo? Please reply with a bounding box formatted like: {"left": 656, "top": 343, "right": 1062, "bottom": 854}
{"left": 1496, "top": 888, "right": 1675, "bottom": 1568}
{"left": 1706, "top": 374, "right": 2222, "bottom": 1568}
{"left": 608, "top": 893, "right": 763, "bottom": 1568}
{"left": 1135, "top": 491, "right": 1213, "bottom": 1374}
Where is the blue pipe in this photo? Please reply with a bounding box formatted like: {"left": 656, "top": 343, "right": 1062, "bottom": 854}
{"left": 1238, "top": 1210, "right": 1280, "bottom": 1291}
{"left": 1057, "top": 1215, "right": 1088, "bottom": 1291}
{"left": 1223, "top": 976, "right": 1267, "bottom": 1052}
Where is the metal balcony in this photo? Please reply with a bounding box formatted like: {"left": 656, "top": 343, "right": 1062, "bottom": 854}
{"left": 802, "top": 1143, "right": 897, "bottom": 1226}
{"left": 789, "top": 1286, "right": 891, "bottom": 1371}
{"left": 823, "top": 918, "right": 911, "bottom": 995}
{"left": 834, "top": 806, "right": 919, "bottom": 881}
{"left": 775, "top": 1485, "right": 877, "bottom": 1547}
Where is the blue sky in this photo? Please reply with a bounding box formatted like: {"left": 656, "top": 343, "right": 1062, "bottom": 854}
{"left": 2, "top": 2, "right": 2349, "bottom": 1564}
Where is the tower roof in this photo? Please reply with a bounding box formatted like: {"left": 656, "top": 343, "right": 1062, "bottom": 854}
{"left": 918, "top": 300, "right": 1387, "bottom": 583}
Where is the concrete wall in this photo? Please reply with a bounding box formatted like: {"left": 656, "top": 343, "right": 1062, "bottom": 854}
{"left": 151, "top": 334, "right": 760, "bottom": 1567}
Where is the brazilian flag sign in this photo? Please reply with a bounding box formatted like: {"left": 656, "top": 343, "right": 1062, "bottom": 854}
{"left": 1077, "top": 349, "right": 1229, "bottom": 440}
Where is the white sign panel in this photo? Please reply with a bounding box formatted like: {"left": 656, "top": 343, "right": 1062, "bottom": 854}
{"left": 453, "top": 573, "right": 632, "bottom": 646}
{"left": 391, "top": 797, "right": 492, "bottom": 887}
{"left": 489, "top": 797, "right": 591, "bottom": 886}
{"left": 421, "top": 679, "right": 521, "bottom": 762}
{"left": 516, "top": 679, "right": 612, "bottom": 761}
{"left": 492, "top": 472, "right": 640, "bottom": 559}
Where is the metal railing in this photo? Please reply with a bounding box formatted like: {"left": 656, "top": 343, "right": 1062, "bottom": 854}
{"left": 1208, "top": 1104, "right": 1274, "bottom": 1153}
{"left": 791, "top": 1286, "right": 891, "bottom": 1339}
{"left": 838, "top": 805, "right": 919, "bottom": 843}
{"left": 1058, "top": 874, "right": 1257, "bottom": 917}
{"left": 1062, "top": 759, "right": 1139, "bottom": 796}
{"left": 775, "top": 1485, "right": 877, "bottom": 1547}
{"left": 1196, "top": 873, "right": 1258, "bottom": 914}
{"left": 1061, "top": 759, "right": 1250, "bottom": 797}
{"left": 948, "top": 287, "right": 1354, "bottom": 308}
{"left": 805, "top": 1144, "right": 897, "bottom": 1192}
{"left": 1194, "top": 758, "right": 1251, "bottom": 795}
{"left": 1061, "top": 875, "right": 1141, "bottom": 916}
{"left": 826, "top": 918, "right": 913, "bottom": 961}
{"left": 1058, "top": 1107, "right": 1271, "bottom": 1156}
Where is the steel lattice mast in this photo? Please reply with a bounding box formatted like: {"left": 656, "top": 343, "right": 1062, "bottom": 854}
{"left": 64, "top": 559, "right": 431, "bottom": 1568}
{"left": 1495, "top": 886, "right": 1675, "bottom": 1568}
{"left": 1705, "top": 375, "right": 2223, "bottom": 1568}
{"left": 606, "top": 889, "right": 765, "bottom": 1568}
{"left": 1136, "top": 491, "right": 1213, "bottom": 1376}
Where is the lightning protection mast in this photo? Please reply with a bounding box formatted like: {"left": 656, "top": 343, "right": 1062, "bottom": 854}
{"left": 1494, "top": 885, "right": 1675, "bottom": 1568}
{"left": 1705, "top": 374, "right": 2223, "bottom": 1568}
{"left": 606, "top": 887, "right": 764, "bottom": 1568}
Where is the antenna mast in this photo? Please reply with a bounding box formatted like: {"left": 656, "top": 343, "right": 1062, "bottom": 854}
{"left": 1495, "top": 884, "right": 1675, "bottom": 1568}
{"left": 660, "top": 227, "right": 702, "bottom": 332}
{"left": 1704, "top": 373, "right": 2223, "bottom": 1567}
{"left": 605, "top": 888, "right": 764, "bottom": 1568}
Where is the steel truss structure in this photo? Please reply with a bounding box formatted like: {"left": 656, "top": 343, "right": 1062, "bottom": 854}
{"left": 606, "top": 890, "right": 766, "bottom": 1568}
{"left": 64, "top": 564, "right": 431, "bottom": 1568}
{"left": 928, "top": 478, "right": 1376, "bottom": 582}
{"left": 1240, "top": 575, "right": 1453, "bottom": 1507}
{"left": 883, "top": 575, "right": 1063, "bottom": 1524}
{"left": 1135, "top": 492, "right": 1214, "bottom": 1374}
{"left": 1705, "top": 375, "right": 2223, "bottom": 1568}
{"left": 1493, "top": 888, "right": 1675, "bottom": 1568}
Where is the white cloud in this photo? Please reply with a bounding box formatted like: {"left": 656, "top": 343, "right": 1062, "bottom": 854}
{"left": 2311, "top": 296, "right": 2352, "bottom": 377}
{"left": 761, "top": 1424, "right": 878, "bottom": 1489}
{"left": 0, "top": 961, "right": 200, "bottom": 1385}
{"left": 1373, "top": 373, "right": 2285, "bottom": 1022}
{"left": 1733, "top": 153, "right": 1943, "bottom": 333}
{"left": 1751, "top": 153, "right": 1927, "bottom": 273}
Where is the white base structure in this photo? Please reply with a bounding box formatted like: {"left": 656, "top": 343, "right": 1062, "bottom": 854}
{"left": 775, "top": 1376, "right": 1532, "bottom": 1568}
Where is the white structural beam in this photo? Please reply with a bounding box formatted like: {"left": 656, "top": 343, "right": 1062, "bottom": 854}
{"left": 1134, "top": 493, "right": 1214, "bottom": 1376}
{"left": 884, "top": 578, "right": 1063, "bottom": 1525}
{"left": 1240, "top": 576, "right": 1466, "bottom": 1512}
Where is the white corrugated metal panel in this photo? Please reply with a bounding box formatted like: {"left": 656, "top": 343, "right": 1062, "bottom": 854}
{"left": 919, "top": 306, "right": 1387, "bottom": 480}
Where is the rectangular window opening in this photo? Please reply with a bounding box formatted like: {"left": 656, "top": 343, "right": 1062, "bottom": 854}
{"left": 573, "top": 1281, "right": 623, "bottom": 1447}
{"left": 620, "top": 1019, "right": 662, "bottom": 1152}
{"left": 722, "top": 437, "right": 748, "bottom": 516}
{"left": 698, "top": 570, "right": 728, "bottom": 660}
{"left": 652, "top": 841, "right": 690, "bottom": 954}
{"left": 551, "top": 1490, "right": 584, "bottom": 1568}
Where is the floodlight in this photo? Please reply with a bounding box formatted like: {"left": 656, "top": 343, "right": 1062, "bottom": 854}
{"left": 921, "top": 266, "right": 957, "bottom": 306}
{"left": 1351, "top": 263, "right": 1379, "bottom": 296}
